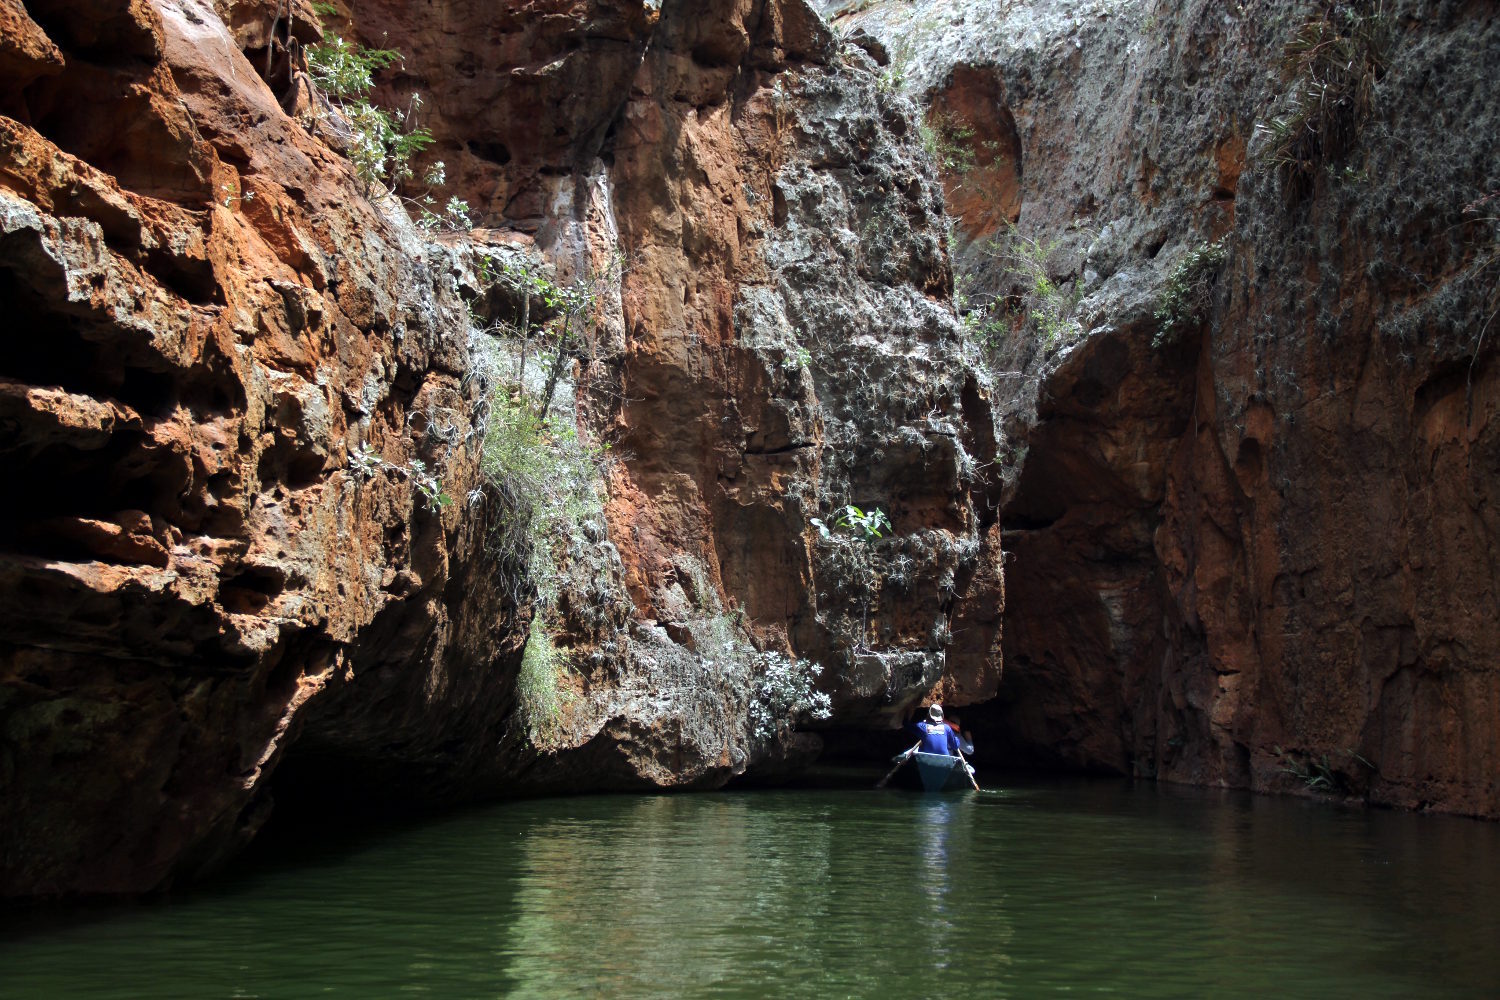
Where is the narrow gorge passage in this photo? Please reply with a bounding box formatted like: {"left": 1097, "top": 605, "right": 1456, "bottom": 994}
{"left": 1, "top": 0, "right": 1499, "bottom": 991}
{"left": 824, "top": 0, "right": 1500, "bottom": 818}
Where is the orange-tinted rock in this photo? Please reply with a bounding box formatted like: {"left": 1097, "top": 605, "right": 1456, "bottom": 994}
{"left": 0, "top": 1, "right": 64, "bottom": 96}
{"left": 352, "top": 0, "right": 654, "bottom": 227}
{"left": 0, "top": 0, "right": 506, "bottom": 895}
{"left": 364, "top": 0, "right": 1003, "bottom": 756}
{"left": 928, "top": 65, "right": 1022, "bottom": 248}
{"left": 0, "top": 0, "right": 1003, "bottom": 896}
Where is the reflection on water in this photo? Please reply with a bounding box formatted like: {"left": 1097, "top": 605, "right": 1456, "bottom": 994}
{"left": 499, "top": 793, "right": 1002, "bottom": 997}
{"left": 2, "top": 776, "right": 1499, "bottom": 998}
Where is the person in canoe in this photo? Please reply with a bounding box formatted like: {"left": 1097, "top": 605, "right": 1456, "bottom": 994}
{"left": 876, "top": 703, "right": 978, "bottom": 789}
{"left": 943, "top": 713, "right": 975, "bottom": 757}
{"left": 914, "top": 704, "right": 962, "bottom": 756}
{"left": 897, "top": 704, "right": 978, "bottom": 790}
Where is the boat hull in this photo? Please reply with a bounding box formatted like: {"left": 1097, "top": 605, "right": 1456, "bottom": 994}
{"left": 913, "top": 752, "right": 971, "bottom": 791}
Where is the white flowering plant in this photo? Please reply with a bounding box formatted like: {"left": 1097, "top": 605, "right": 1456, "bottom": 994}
{"left": 748, "top": 652, "right": 832, "bottom": 742}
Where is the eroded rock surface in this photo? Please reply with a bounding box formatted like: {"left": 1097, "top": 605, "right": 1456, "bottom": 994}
{"left": 0, "top": 0, "right": 1000, "bottom": 895}
{"left": 0, "top": 0, "right": 519, "bottom": 894}
{"left": 833, "top": 0, "right": 1500, "bottom": 816}
{"left": 367, "top": 0, "right": 1005, "bottom": 790}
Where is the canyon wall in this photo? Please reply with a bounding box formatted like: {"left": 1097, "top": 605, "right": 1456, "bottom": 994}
{"left": 829, "top": 0, "right": 1500, "bottom": 816}
{"left": 0, "top": 0, "right": 521, "bottom": 895}
{"left": 9, "top": 0, "right": 1495, "bottom": 900}
{"left": 0, "top": 0, "right": 1001, "bottom": 896}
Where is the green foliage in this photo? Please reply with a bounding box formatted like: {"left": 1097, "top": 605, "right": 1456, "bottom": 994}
{"left": 498, "top": 259, "right": 588, "bottom": 315}
{"left": 1273, "top": 746, "right": 1374, "bottom": 795}
{"left": 953, "top": 271, "right": 1010, "bottom": 350}
{"left": 985, "top": 221, "right": 1085, "bottom": 347}
{"left": 348, "top": 440, "right": 384, "bottom": 480}
{"left": 464, "top": 252, "right": 626, "bottom": 748}
{"left": 518, "top": 617, "right": 572, "bottom": 746}
{"left": 304, "top": 9, "right": 473, "bottom": 227}
{"left": 466, "top": 249, "right": 624, "bottom": 628}
{"left": 476, "top": 255, "right": 599, "bottom": 417}
{"left": 919, "top": 112, "right": 977, "bottom": 175}
{"left": 406, "top": 458, "right": 453, "bottom": 511}
{"left": 217, "top": 182, "right": 256, "bottom": 209}
{"left": 1153, "top": 239, "right": 1229, "bottom": 347}
{"left": 409, "top": 162, "right": 472, "bottom": 232}
{"left": 1254, "top": 1, "right": 1392, "bottom": 200}
{"left": 810, "top": 505, "right": 891, "bottom": 650}
{"left": 811, "top": 504, "right": 891, "bottom": 543}
{"left": 305, "top": 33, "right": 401, "bottom": 101}
{"left": 782, "top": 346, "right": 812, "bottom": 373}
{"left": 876, "top": 65, "right": 905, "bottom": 95}
{"left": 535, "top": 280, "right": 596, "bottom": 420}
{"left": 475, "top": 387, "right": 607, "bottom": 608}
{"left": 347, "top": 443, "right": 452, "bottom": 512}
{"left": 306, "top": 32, "right": 434, "bottom": 194}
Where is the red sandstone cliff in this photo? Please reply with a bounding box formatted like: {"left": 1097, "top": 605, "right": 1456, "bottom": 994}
{"left": 0, "top": 0, "right": 534, "bottom": 894}
{"left": 0, "top": 0, "right": 1001, "bottom": 896}
{"left": 26, "top": 0, "right": 1498, "bottom": 903}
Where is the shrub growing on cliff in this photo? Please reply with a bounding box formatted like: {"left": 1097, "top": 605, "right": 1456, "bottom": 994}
{"left": 406, "top": 458, "right": 454, "bottom": 512}
{"left": 1273, "top": 745, "right": 1375, "bottom": 796}
{"left": 304, "top": 16, "right": 467, "bottom": 230}
{"left": 810, "top": 505, "right": 893, "bottom": 649}
{"left": 474, "top": 387, "right": 607, "bottom": 608}
{"left": 518, "top": 617, "right": 573, "bottom": 747}
{"left": 1153, "top": 239, "right": 1229, "bottom": 347}
{"left": 474, "top": 254, "right": 606, "bottom": 419}
{"left": 985, "top": 221, "right": 1085, "bottom": 347}
{"left": 952, "top": 272, "right": 1010, "bottom": 351}
{"left": 919, "top": 112, "right": 977, "bottom": 176}
{"left": 347, "top": 443, "right": 453, "bottom": 512}
{"left": 747, "top": 652, "right": 832, "bottom": 743}
{"left": 1255, "top": 1, "right": 1392, "bottom": 201}
{"left": 811, "top": 504, "right": 891, "bottom": 543}
{"left": 306, "top": 33, "right": 434, "bottom": 194}
{"left": 467, "top": 249, "right": 613, "bottom": 598}
{"left": 535, "top": 283, "right": 596, "bottom": 420}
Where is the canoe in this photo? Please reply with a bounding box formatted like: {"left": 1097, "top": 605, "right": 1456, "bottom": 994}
{"left": 913, "top": 751, "right": 973, "bottom": 792}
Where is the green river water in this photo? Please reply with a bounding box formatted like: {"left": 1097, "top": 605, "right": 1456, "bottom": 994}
{"left": 3, "top": 774, "right": 1498, "bottom": 998}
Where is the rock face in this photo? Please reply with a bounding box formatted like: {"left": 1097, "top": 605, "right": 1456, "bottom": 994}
{"left": 832, "top": 0, "right": 1500, "bottom": 816}
{"left": 0, "top": 0, "right": 521, "bottom": 895}
{"left": 356, "top": 0, "right": 1005, "bottom": 787}
{"left": 0, "top": 0, "right": 1001, "bottom": 896}
{"left": 19, "top": 0, "right": 1495, "bottom": 901}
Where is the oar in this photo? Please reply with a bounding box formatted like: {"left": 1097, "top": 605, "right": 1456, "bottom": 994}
{"left": 955, "top": 747, "right": 980, "bottom": 791}
{"left": 876, "top": 741, "right": 922, "bottom": 788}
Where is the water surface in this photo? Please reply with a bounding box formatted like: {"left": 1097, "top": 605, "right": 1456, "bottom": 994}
{"left": 4, "top": 774, "right": 1498, "bottom": 997}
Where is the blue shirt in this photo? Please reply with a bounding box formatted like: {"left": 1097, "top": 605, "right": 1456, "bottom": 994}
{"left": 911, "top": 720, "right": 960, "bottom": 756}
